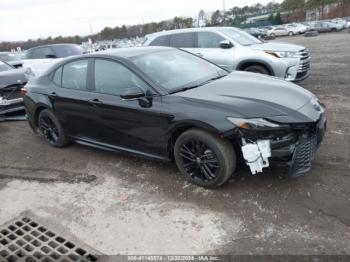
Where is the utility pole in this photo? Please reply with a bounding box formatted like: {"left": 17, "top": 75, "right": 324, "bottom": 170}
{"left": 222, "top": 0, "right": 226, "bottom": 25}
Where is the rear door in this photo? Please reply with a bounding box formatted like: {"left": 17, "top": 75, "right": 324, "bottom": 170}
{"left": 49, "top": 58, "right": 96, "bottom": 138}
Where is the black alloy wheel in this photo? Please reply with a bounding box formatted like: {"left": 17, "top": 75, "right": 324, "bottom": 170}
{"left": 38, "top": 109, "right": 68, "bottom": 147}
{"left": 179, "top": 139, "right": 220, "bottom": 182}
{"left": 174, "top": 129, "right": 236, "bottom": 188}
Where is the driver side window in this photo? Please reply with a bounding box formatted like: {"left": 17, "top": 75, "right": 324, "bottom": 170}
{"left": 94, "top": 59, "right": 148, "bottom": 96}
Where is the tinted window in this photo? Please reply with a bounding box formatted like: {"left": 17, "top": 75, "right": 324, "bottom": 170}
{"left": 52, "top": 67, "right": 62, "bottom": 86}
{"left": 149, "top": 35, "right": 169, "bottom": 46}
{"left": 94, "top": 59, "right": 148, "bottom": 96}
{"left": 197, "top": 32, "right": 225, "bottom": 48}
{"left": 51, "top": 45, "right": 85, "bottom": 58}
{"left": 62, "top": 60, "right": 88, "bottom": 90}
{"left": 31, "top": 47, "right": 55, "bottom": 59}
{"left": 169, "top": 33, "right": 195, "bottom": 48}
{"left": 132, "top": 49, "right": 227, "bottom": 91}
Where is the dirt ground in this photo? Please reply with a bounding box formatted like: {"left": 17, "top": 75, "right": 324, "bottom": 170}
{"left": 0, "top": 31, "right": 350, "bottom": 256}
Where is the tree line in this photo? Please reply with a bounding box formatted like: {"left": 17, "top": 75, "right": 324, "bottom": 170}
{"left": 0, "top": 0, "right": 349, "bottom": 51}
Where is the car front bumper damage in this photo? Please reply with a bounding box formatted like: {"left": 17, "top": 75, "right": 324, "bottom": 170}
{"left": 239, "top": 113, "right": 327, "bottom": 178}
{"left": 0, "top": 86, "right": 25, "bottom": 121}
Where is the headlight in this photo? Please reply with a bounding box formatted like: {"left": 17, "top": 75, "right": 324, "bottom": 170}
{"left": 265, "top": 51, "right": 297, "bottom": 58}
{"left": 227, "top": 117, "right": 284, "bottom": 130}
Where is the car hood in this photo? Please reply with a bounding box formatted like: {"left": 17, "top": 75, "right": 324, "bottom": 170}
{"left": 175, "top": 71, "right": 316, "bottom": 122}
{"left": 0, "top": 69, "right": 28, "bottom": 89}
{"left": 250, "top": 42, "right": 304, "bottom": 52}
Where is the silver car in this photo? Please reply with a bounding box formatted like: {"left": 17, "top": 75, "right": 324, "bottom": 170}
{"left": 143, "top": 27, "right": 310, "bottom": 82}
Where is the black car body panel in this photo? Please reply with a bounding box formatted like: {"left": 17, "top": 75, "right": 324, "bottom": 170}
{"left": 23, "top": 47, "right": 326, "bottom": 178}
{"left": 0, "top": 66, "right": 28, "bottom": 120}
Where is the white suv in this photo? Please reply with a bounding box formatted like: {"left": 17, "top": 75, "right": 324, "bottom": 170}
{"left": 143, "top": 27, "right": 310, "bottom": 82}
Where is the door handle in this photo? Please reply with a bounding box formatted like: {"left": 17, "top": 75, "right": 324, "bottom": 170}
{"left": 195, "top": 53, "right": 204, "bottom": 57}
{"left": 88, "top": 98, "right": 103, "bottom": 105}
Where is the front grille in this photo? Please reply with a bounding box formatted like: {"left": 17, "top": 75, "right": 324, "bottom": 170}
{"left": 288, "top": 135, "right": 317, "bottom": 177}
{"left": 296, "top": 49, "right": 310, "bottom": 73}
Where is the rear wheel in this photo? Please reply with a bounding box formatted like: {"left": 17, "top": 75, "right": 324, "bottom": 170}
{"left": 174, "top": 129, "right": 236, "bottom": 188}
{"left": 243, "top": 64, "right": 270, "bottom": 75}
{"left": 38, "top": 109, "right": 69, "bottom": 147}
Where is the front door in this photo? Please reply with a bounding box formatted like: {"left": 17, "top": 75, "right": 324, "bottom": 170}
{"left": 191, "top": 32, "right": 235, "bottom": 71}
{"left": 88, "top": 58, "right": 168, "bottom": 157}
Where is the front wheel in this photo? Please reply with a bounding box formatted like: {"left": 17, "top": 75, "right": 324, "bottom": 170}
{"left": 38, "top": 109, "right": 69, "bottom": 147}
{"left": 288, "top": 31, "right": 294, "bottom": 36}
{"left": 174, "top": 129, "right": 236, "bottom": 188}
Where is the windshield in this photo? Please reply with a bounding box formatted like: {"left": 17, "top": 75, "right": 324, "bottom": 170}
{"left": 0, "top": 53, "right": 21, "bottom": 62}
{"left": 218, "top": 28, "right": 262, "bottom": 46}
{"left": 0, "top": 61, "right": 13, "bottom": 72}
{"left": 51, "top": 45, "right": 84, "bottom": 58}
{"left": 132, "top": 49, "right": 228, "bottom": 92}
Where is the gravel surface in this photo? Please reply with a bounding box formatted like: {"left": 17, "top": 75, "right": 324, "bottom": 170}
{"left": 0, "top": 31, "right": 349, "bottom": 255}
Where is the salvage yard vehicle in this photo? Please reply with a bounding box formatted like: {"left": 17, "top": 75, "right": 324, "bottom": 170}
{"left": 0, "top": 52, "right": 23, "bottom": 68}
{"left": 311, "top": 21, "right": 341, "bottom": 33}
{"left": 0, "top": 61, "right": 27, "bottom": 120}
{"left": 23, "top": 47, "right": 326, "bottom": 188}
{"left": 143, "top": 27, "right": 310, "bottom": 82}
{"left": 21, "top": 44, "right": 85, "bottom": 77}
{"left": 267, "top": 26, "right": 293, "bottom": 37}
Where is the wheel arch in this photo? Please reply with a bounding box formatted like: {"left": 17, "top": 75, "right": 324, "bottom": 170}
{"left": 166, "top": 121, "right": 223, "bottom": 160}
{"left": 237, "top": 60, "right": 275, "bottom": 76}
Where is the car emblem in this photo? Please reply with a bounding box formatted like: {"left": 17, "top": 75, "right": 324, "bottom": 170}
{"left": 17, "top": 80, "right": 21, "bottom": 83}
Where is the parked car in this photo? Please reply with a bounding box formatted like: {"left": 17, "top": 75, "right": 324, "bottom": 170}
{"left": 21, "top": 44, "right": 85, "bottom": 77}
{"left": 267, "top": 26, "right": 294, "bottom": 36}
{"left": 331, "top": 18, "right": 347, "bottom": 29}
{"left": 0, "top": 61, "right": 28, "bottom": 120}
{"left": 143, "top": 27, "right": 310, "bottom": 82}
{"left": 284, "top": 23, "right": 308, "bottom": 34}
{"left": 23, "top": 47, "right": 326, "bottom": 188}
{"left": 311, "top": 21, "right": 340, "bottom": 33}
{"left": 244, "top": 28, "right": 266, "bottom": 39}
{"left": 0, "top": 52, "right": 23, "bottom": 68}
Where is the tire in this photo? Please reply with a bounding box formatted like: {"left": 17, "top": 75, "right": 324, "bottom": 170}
{"left": 243, "top": 64, "right": 270, "bottom": 75}
{"left": 270, "top": 33, "right": 276, "bottom": 38}
{"left": 38, "top": 109, "right": 69, "bottom": 147}
{"left": 174, "top": 129, "right": 236, "bottom": 188}
{"left": 331, "top": 28, "right": 337, "bottom": 32}
{"left": 288, "top": 31, "right": 294, "bottom": 36}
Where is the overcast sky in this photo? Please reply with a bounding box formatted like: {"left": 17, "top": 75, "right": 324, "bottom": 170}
{"left": 0, "top": 0, "right": 282, "bottom": 41}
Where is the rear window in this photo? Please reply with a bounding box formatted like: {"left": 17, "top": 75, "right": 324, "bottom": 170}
{"left": 51, "top": 45, "right": 84, "bottom": 58}
{"left": 169, "top": 33, "right": 195, "bottom": 48}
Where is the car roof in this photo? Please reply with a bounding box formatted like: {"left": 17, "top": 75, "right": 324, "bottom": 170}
{"left": 145, "top": 26, "right": 241, "bottom": 38}
{"left": 90, "top": 46, "right": 174, "bottom": 59}
{"left": 27, "top": 43, "right": 79, "bottom": 51}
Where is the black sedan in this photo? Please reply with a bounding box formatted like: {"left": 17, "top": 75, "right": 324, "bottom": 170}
{"left": 23, "top": 47, "right": 326, "bottom": 188}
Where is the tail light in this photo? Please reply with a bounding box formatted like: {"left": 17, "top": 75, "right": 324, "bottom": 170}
{"left": 20, "top": 87, "right": 28, "bottom": 97}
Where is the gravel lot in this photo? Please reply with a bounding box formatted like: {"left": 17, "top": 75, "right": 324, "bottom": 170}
{"left": 0, "top": 31, "right": 349, "bottom": 255}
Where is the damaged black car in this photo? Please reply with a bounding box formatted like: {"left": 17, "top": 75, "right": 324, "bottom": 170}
{"left": 23, "top": 47, "right": 326, "bottom": 188}
{"left": 0, "top": 60, "right": 28, "bottom": 121}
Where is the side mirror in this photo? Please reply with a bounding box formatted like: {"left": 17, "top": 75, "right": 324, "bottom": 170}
{"left": 45, "top": 54, "right": 57, "bottom": 59}
{"left": 120, "top": 87, "right": 145, "bottom": 100}
{"left": 219, "top": 40, "right": 233, "bottom": 49}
